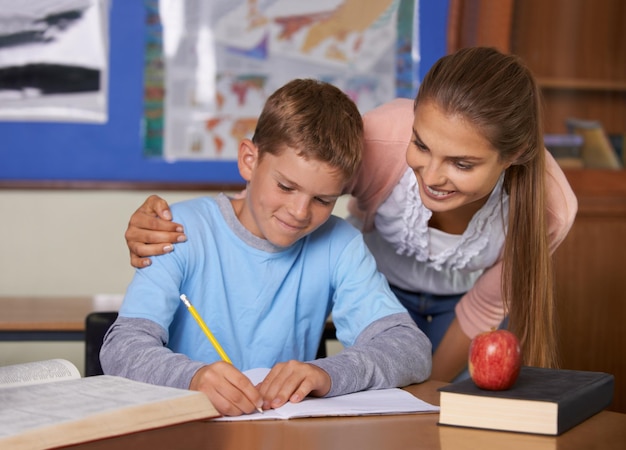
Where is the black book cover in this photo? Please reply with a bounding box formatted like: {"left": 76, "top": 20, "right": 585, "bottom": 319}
{"left": 439, "top": 366, "right": 614, "bottom": 434}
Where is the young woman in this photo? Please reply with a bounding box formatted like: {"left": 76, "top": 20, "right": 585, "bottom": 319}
{"left": 123, "top": 47, "right": 577, "bottom": 382}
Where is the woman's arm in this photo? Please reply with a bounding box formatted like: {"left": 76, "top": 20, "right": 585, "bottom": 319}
{"left": 345, "top": 98, "right": 414, "bottom": 232}
{"left": 125, "top": 195, "right": 187, "bottom": 268}
{"left": 430, "top": 318, "right": 471, "bottom": 382}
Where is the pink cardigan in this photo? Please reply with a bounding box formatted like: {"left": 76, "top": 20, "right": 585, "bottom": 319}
{"left": 345, "top": 99, "right": 578, "bottom": 339}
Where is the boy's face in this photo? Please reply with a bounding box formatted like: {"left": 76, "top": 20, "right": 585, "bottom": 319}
{"left": 234, "top": 139, "right": 345, "bottom": 248}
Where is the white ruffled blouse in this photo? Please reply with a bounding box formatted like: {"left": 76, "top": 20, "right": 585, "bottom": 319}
{"left": 362, "top": 168, "right": 509, "bottom": 295}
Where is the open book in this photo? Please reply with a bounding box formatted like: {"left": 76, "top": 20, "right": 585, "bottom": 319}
{"left": 215, "top": 368, "right": 439, "bottom": 421}
{"left": 0, "top": 359, "right": 220, "bottom": 450}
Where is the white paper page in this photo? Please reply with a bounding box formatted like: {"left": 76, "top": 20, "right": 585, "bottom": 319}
{"left": 215, "top": 368, "right": 439, "bottom": 421}
{"left": 0, "top": 359, "right": 80, "bottom": 389}
{"left": 243, "top": 367, "right": 271, "bottom": 385}
{"left": 0, "top": 375, "right": 199, "bottom": 438}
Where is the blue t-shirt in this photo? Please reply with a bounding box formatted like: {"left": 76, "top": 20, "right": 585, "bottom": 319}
{"left": 120, "top": 194, "right": 407, "bottom": 371}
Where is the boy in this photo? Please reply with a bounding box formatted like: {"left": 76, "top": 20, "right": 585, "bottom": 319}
{"left": 101, "top": 79, "right": 431, "bottom": 416}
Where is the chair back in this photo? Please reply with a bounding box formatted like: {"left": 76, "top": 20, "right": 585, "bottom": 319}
{"left": 84, "top": 312, "right": 118, "bottom": 376}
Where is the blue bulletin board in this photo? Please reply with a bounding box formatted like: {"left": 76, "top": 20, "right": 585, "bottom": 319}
{"left": 0, "top": 0, "right": 244, "bottom": 189}
{"left": 0, "top": 0, "right": 448, "bottom": 190}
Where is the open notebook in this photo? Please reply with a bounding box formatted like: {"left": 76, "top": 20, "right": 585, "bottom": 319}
{"left": 215, "top": 367, "right": 439, "bottom": 421}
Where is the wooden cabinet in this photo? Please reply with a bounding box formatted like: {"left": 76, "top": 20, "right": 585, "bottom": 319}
{"left": 511, "top": 0, "right": 626, "bottom": 136}
{"left": 448, "top": 0, "right": 626, "bottom": 137}
{"left": 554, "top": 170, "right": 626, "bottom": 413}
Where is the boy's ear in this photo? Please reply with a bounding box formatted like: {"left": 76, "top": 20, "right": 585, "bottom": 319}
{"left": 238, "top": 139, "right": 258, "bottom": 182}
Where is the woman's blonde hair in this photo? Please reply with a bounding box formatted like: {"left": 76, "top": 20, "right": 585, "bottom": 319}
{"left": 415, "top": 47, "right": 557, "bottom": 368}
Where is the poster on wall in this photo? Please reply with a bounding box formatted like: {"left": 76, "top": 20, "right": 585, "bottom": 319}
{"left": 0, "top": 0, "right": 110, "bottom": 123}
{"left": 143, "top": 0, "right": 419, "bottom": 161}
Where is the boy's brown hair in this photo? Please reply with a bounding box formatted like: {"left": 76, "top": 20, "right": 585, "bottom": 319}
{"left": 252, "top": 79, "right": 363, "bottom": 181}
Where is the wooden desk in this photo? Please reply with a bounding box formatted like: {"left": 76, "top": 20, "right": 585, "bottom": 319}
{"left": 0, "top": 296, "right": 119, "bottom": 341}
{"left": 63, "top": 380, "right": 626, "bottom": 450}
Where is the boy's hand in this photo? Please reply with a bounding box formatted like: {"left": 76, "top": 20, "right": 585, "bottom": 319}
{"left": 258, "top": 360, "right": 331, "bottom": 410}
{"left": 189, "top": 362, "right": 263, "bottom": 417}
{"left": 125, "top": 195, "right": 187, "bottom": 268}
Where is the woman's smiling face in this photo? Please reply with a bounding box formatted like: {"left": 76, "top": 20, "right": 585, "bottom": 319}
{"left": 406, "top": 101, "right": 511, "bottom": 216}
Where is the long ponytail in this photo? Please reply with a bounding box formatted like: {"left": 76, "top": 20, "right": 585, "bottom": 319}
{"left": 416, "top": 47, "right": 557, "bottom": 367}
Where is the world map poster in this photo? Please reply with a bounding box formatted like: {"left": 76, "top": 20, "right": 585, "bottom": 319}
{"left": 143, "top": 0, "right": 419, "bottom": 161}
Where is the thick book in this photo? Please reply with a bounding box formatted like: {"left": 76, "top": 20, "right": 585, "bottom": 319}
{"left": 438, "top": 366, "right": 614, "bottom": 435}
{"left": 0, "top": 359, "right": 220, "bottom": 450}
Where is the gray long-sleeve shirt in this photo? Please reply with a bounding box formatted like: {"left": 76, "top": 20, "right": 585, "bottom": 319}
{"left": 101, "top": 312, "right": 431, "bottom": 397}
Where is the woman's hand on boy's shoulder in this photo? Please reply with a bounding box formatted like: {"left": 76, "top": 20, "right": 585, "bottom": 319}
{"left": 126, "top": 194, "right": 187, "bottom": 268}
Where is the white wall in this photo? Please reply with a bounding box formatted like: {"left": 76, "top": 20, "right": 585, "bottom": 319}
{"left": 0, "top": 190, "right": 347, "bottom": 371}
{"left": 0, "top": 190, "right": 211, "bottom": 297}
{"left": 0, "top": 190, "right": 349, "bottom": 296}
{"left": 0, "top": 190, "right": 211, "bottom": 372}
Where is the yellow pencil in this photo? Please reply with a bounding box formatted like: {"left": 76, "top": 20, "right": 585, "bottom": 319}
{"left": 180, "top": 294, "right": 263, "bottom": 414}
{"left": 179, "top": 294, "right": 232, "bottom": 364}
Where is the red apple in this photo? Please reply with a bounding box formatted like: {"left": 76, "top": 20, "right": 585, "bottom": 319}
{"left": 468, "top": 329, "right": 522, "bottom": 390}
